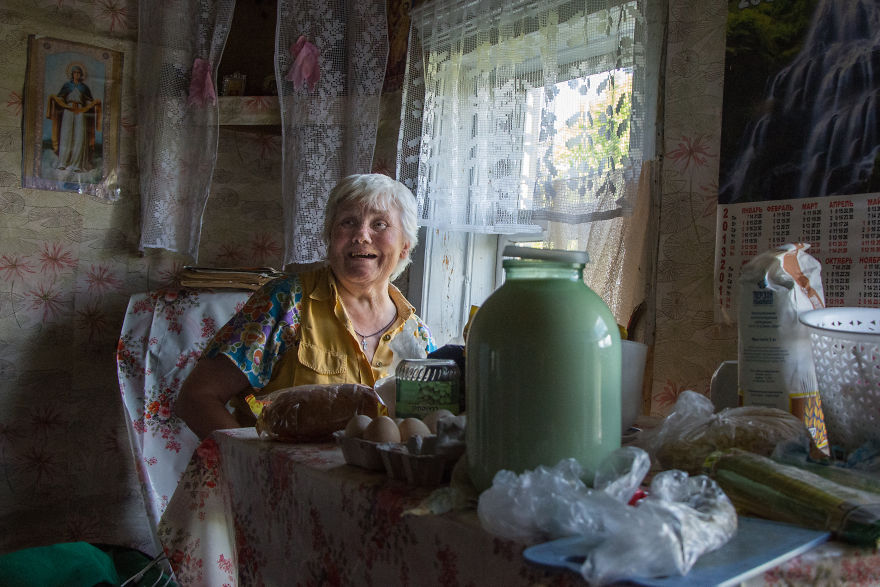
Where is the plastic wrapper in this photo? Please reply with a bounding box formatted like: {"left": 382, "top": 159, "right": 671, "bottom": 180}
{"left": 706, "top": 448, "right": 880, "bottom": 546}
{"left": 773, "top": 440, "right": 880, "bottom": 496}
{"left": 844, "top": 441, "right": 880, "bottom": 474}
{"left": 477, "top": 446, "right": 737, "bottom": 585}
{"left": 737, "top": 243, "right": 828, "bottom": 450}
{"left": 641, "top": 390, "right": 810, "bottom": 474}
{"left": 254, "top": 383, "right": 384, "bottom": 442}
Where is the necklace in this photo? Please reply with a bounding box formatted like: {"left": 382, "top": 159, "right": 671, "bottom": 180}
{"left": 353, "top": 315, "right": 397, "bottom": 351}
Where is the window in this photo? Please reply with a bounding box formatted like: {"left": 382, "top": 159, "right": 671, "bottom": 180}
{"left": 399, "top": 0, "right": 665, "bottom": 344}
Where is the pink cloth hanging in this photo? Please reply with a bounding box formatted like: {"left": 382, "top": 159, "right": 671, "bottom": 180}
{"left": 286, "top": 36, "right": 320, "bottom": 90}
{"left": 188, "top": 58, "right": 218, "bottom": 106}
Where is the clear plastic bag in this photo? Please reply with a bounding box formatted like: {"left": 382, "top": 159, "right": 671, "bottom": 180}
{"left": 641, "top": 390, "right": 810, "bottom": 474}
{"left": 477, "top": 446, "right": 737, "bottom": 585}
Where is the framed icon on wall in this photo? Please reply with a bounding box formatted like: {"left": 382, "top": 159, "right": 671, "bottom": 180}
{"left": 21, "top": 35, "right": 123, "bottom": 200}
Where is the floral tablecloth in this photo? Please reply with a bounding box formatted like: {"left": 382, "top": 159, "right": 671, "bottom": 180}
{"left": 157, "top": 428, "right": 584, "bottom": 586}
{"left": 116, "top": 289, "right": 252, "bottom": 535}
{"left": 157, "top": 428, "right": 880, "bottom": 587}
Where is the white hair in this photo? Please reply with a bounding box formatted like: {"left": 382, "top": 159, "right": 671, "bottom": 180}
{"left": 322, "top": 174, "right": 419, "bottom": 280}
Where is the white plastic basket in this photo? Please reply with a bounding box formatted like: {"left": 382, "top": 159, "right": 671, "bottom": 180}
{"left": 799, "top": 307, "right": 880, "bottom": 453}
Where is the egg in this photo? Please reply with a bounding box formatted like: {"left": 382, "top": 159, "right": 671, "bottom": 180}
{"left": 344, "top": 414, "right": 372, "bottom": 438}
{"left": 363, "top": 415, "right": 401, "bottom": 443}
{"left": 398, "top": 417, "right": 431, "bottom": 441}
{"left": 422, "top": 409, "right": 454, "bottom": 434}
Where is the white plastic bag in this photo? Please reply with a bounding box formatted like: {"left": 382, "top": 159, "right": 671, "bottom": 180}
{"left": 476, "top": 446, "right": 737, "bottom": 585}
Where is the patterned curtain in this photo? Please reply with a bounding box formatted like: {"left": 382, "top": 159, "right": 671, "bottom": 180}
{"left": 275, "top": 0, "right": 389, "bottom": 266}
{"left": 137, "top": 0, "right": 235, "bottom": 260}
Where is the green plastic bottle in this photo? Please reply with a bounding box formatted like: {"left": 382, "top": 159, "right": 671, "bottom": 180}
{"left": 465, "top": 247, "right": 621, "bottom": 492}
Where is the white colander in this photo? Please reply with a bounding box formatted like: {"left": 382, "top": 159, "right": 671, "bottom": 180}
{"left": 799, "top": 307, "right": 880, "bottom": 453}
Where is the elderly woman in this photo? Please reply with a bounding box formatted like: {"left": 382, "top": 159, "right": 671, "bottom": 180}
{"left": 176, "top": 174, "right": 436, "bottom": 438}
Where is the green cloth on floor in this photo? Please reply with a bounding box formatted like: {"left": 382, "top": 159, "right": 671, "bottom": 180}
{"left": 0, "top": 541, "right": 120, "bottom": 586}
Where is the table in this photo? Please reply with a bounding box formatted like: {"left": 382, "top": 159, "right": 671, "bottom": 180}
{"left": 116, "top": 289, "right": 252, "bottom": 534}
{"left": 157, "top": 428, "right": 570, "bottom": 586}
{"left": 157, "top": 429, "right": 880, "bottom": 586}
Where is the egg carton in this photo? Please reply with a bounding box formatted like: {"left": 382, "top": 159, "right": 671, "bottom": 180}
{"left": 376, "top": 443, "right": 446, "bottom": 486}
{"left": 334, "top": 426, "right": 468, "bottom": 486}
{"left": 376, "top": 438, "right": 466, "bottom": 487}
{"left": 333, "top": 430, "right": 385, "bottom": 471}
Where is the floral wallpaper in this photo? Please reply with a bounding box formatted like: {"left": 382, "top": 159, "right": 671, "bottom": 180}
{"left": 651, "top": 0, "right": 736, "bottom": 413}
{"left": 0, "top": 0, "right": 284, "bottom": 555}
{"left": 0, "top": 0, "right": 734, "bottom": 557}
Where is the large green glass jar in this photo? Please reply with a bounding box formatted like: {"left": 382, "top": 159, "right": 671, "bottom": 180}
{"left": 465, "top": 247, "right": 621, "bottom": 492}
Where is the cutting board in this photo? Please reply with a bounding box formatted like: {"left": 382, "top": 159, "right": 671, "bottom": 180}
{"left": 523, "top": 516, "right": 830, "bottom": 586}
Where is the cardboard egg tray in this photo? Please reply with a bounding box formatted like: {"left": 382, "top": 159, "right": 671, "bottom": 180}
{"left": 377, "top": 443, "right": 452, "bottom": 486}
{"left": 333, "top": 431, "right": 385, "bottom": 471}
{"left": 334, "top": 431, "right": 463, "bottom": 486}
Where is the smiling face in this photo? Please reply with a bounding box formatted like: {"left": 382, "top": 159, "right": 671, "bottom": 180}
{"left": 327, "top": 201, "right": 411, "bottom": 291}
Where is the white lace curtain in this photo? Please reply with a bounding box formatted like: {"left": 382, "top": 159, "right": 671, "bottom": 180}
{"left": 276, "top": 0, "right": 388, "bottom": 266}
{"left": 137, "top": 0, "right": 388, "bottom": 265}
{"left": 398, "top": 0, "right": 663, "bottom": 321}
{"left": 137, "top": 0, "right": 235, "bottom": 260}
{"left": 398, "top": 0, "right": 652, "bottom": 232}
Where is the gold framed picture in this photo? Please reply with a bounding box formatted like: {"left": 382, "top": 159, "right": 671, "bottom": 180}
{"left": 222, "top": 72, "right": 247, "bottom": 96}
{"left": 21, "top": 35, "right": 123, "bottom": 199}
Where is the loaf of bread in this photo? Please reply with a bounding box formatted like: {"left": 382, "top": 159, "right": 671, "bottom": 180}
{"left": 255, "top": 383, "right": 384, "bottom": 442}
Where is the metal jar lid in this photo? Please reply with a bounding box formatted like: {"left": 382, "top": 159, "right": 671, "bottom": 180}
{"left": 502, "top": 245, "right": 589, "bottom": 265}
{"left": 395, "top": 358, "right": 460, "bottom": 382}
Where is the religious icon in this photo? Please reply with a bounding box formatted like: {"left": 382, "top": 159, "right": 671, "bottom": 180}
{"left": 22, "top": 36, "right": 123, "bottom": 199}
{"left": 47, "top": 62, "right": 101, "bottom": 173}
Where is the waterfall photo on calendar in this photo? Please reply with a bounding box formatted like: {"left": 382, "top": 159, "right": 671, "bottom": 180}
{"left": 718, "top": 0, "right": 880, "bottom": 205}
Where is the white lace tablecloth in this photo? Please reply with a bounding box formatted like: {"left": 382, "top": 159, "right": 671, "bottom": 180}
{"left": 116, "top": 289, "right": 251, "bottom": 535}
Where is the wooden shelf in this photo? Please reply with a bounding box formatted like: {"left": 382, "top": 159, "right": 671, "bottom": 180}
{"left": 218, "top": 96, "right": 280, "bottom": 126}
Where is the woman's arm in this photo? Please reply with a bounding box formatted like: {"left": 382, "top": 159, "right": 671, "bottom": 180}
{"left": 176, "top": 354, "right": 252, "bottom": 439}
